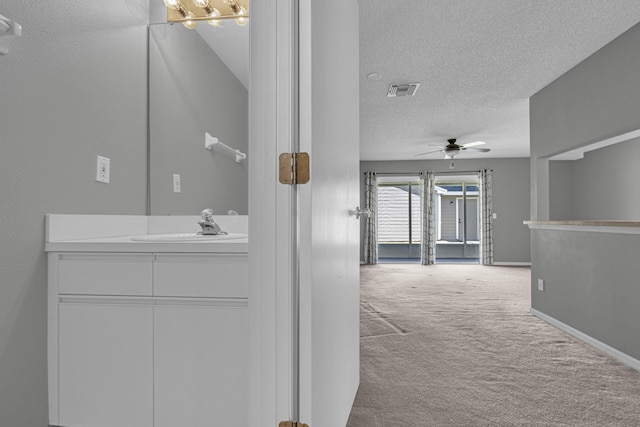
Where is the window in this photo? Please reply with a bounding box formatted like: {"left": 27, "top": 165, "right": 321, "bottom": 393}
{"left": 377, "top": 181, "right": 421, "bottom": 261}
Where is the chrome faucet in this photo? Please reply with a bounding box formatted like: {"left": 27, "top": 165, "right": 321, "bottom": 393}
{"left": 198, "top": 209, "right": 228, "bottom": 235}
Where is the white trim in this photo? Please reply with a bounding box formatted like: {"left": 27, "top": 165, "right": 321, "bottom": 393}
{"left": 47, "top": 253, "right": 60, "bottom": 425}
{"left": 530, "top": 308, "right": 640, "bottom": 373}
{"left": 58, "top": 295, "right": 248, "bottom": 308}
{"left": 493, "top": 262, "right": 531, "bottom": 266}
{"left": 248, "top": 0, "right": 296, "bottom": 424}
{"left": 546, "top": 127, "right": 640, "bottom": 161}
{"left": 526, "top": 224, "right": 640, "bottom": 235}
{"left": 436, "top": 194, "right": 442, "bottom": 240}
{"left": 455, "top": 197, "right": 461, "bottom": 241}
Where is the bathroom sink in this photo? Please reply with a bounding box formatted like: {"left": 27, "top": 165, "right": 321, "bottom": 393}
{"left": 131, "top": 233, "right": 247, "bottom": 242}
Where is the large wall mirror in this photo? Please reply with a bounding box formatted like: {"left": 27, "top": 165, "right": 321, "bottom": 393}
{"left": 148, "top": 16, "right": 249, "bottom": 215}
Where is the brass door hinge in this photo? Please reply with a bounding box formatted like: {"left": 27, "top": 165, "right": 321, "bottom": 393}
{"left": 279, "top": 152, "right": 310, "bottom": 185}
{"left": 279, "top": 422, "right": 309, "bottom": 427}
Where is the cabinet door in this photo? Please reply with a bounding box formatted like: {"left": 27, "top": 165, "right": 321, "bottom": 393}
{"left": 154, "top": 303, "right": 248, "bottom": 427}
{"left": 58, "top": 303, "right": 153, "bottom": 427}
{"left": 58, "top": 253, "right": 153, "bottom": 296}
{"left": 154, "top": 254, "right": 248, "bottom": 298}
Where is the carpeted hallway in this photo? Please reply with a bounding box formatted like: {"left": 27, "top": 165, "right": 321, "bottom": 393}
{"left": 347, "top": 264, "right": 640, "bottom": 426}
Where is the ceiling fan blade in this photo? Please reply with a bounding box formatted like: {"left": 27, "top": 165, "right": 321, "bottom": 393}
{"left": 414, "top": 148, "right": 444, "bottom": 157}
{"left": 461, "top": 140, "right": 486, "bottom": 148}
{"left": 461, "top": 147, "right": 491, "bottom": 152}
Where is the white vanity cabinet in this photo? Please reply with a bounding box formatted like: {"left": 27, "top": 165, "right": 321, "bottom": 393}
{"left": 58, "top": 302, "right": 154, "bottom": 427}
{"left": 48, "top": 251, "right": 248, "bottom": 427}
{"left": 152, "top": 254, "right": 248, "bottom": 427}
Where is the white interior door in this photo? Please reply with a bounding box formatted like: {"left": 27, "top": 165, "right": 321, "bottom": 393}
{"left": 297, "top": 1, "right": 361, "bottom": 426}
{"left": 248, "top": 1, "right": 360, "bottom": 426}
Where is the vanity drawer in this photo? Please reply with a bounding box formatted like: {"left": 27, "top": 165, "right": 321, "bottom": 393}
{"left": 153, "top": 254, "right": 248, "bottom": 298}
{"left": 57, "top": 254, "right": 153, "bottom": 296}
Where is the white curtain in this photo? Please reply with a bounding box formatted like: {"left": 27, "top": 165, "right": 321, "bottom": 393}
{"left": 479, "top": 169, "right": 494, "bottom": 265}
{"left": 420, "top": 171, "right": 436, "bottom": 265}
{"left": 363, "top": 172, "right": 378, "bottom": 264}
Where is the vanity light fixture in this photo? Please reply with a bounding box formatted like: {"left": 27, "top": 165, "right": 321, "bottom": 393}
{"left": 163, "top": 0, "right": 249, "bottom": 29}
{"left": 0, "top": 14, "right": 22, "bottom": 55}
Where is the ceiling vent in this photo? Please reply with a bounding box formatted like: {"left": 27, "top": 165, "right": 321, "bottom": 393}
{"left": 387, "top": 82, "right": 420, "bottom": 97}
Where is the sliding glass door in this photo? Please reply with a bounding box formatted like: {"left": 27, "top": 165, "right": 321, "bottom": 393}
{"left": 435, "top": 176, "right": 480, "bottom": 263}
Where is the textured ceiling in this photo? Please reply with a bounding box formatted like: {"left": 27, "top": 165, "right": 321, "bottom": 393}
{"left": 359, "top": 0, "right": 640, "bottom": 161}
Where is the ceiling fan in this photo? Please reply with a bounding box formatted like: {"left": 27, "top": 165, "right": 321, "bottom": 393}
{"left": 415, "top": 138, "right": 491, "bottom": 168}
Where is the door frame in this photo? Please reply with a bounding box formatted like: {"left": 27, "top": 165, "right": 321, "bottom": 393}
{"left": 434, "top": 174, "right": 481, "bottom": 262}
{"left": 249, "top": 1, "right": 360, "bottom": 425}
{"left": 248, "top": 0, "right": 297, "bottom": 424}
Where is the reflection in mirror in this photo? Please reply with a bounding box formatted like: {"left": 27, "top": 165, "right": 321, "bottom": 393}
{"left": 149, "top": 21, "right": 249, "bottom": 215}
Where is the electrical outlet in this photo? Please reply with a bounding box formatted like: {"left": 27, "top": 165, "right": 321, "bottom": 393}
{"left": 492, "top": 212, "right": 497, "bottom": 220}
{"left": 96, "top": 156, "right": 110, "bottom": 184}
{"left": 537, "top": 278, "right": 544, "bottom": 292}
{"left": 173, "top": 174, "right": 181, "bottom": 193}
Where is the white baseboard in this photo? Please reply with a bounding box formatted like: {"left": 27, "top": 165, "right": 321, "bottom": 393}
{"left": 530, "top": 308, "right": 640, "bottom": 373}
{"left": 493, "top": 262, "right": 531, "bottom": 266}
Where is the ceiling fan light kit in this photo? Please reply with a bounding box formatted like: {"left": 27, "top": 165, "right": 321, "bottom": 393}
{"left": 414, "top": 138, "right": 491, "bottom": 169}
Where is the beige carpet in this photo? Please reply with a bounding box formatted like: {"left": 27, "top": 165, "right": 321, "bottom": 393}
{"left": 347, "top": 264, "right": 640, "bottom": 426}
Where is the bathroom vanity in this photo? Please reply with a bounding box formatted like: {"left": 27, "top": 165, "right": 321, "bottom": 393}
{"left": 45, "top": 214, "right": 248, "bottom": 427}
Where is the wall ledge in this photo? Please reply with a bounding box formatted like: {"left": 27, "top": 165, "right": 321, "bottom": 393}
{"left": 493, "top": 262, "right": 531, "bottom": 266}
{"left": 530, "top": 308, "right": 640, "bottom": 373}
{"left": 524, "top": 220, "right": 640, "bottom": 234}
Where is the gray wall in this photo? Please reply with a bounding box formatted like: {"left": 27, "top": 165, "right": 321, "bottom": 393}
{"left": 548, "top": 160, "right": 574, "bottom": 221}
{"left": 530, "top": 22, "right": 640, "bottom": 360}
{"left": 0, "top": 1, "right": 149, "bottom": 426}
{"left": 530, "top": 22, "right": 640, "bottom": 220}
{"left": 552, "top": 138, "right": 640, "bottom": 220}
{"left": 530, "top": 230, "right": 640, "bottom": 359}
{"left": 149, "top": 23, "right": 248, "bottom": 215}
{"left": 360, "top": 157, "right": 531, "bottom": 264}
{"left": 550, "top": 138, "right": 640, "bottom": 221}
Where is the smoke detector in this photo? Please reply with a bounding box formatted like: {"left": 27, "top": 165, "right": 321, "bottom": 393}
{"left": 387, "top": 82, "right": 420, "bottom": 97}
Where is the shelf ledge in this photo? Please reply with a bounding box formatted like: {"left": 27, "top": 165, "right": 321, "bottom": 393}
{"left": 524, "top": 220, "right": 640, "bottom": 235}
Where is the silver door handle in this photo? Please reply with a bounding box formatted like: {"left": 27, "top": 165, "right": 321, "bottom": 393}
{"left": 350, "top": 207, "right": 370, "bottom": 219}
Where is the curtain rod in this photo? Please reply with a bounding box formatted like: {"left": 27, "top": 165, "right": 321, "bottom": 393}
{"left": 365, "top": 169, "right": 492, "bottom": 176}
{"left": 365, "top": 172, "right": 421, "bottom": 176}
{"left": 433, "top": 169, "right": 492, "bottom": 175}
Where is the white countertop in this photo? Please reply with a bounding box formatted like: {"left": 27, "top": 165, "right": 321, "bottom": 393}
{"left": 45, "top": 214, "right": 248, "bottom": 253}
{"left": 45, "top": 235, "right": 248, "bottom": 253}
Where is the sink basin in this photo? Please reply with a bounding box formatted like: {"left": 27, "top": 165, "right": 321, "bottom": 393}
{"left": 131, "top": 233, "right": 247, "bottom": 242}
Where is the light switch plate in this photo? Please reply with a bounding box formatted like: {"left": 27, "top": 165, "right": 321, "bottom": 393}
{"left": 537, "top": 278, "right": 544, "bottom": 292}
{"left": 96, "top": 156, "right": 110, "bottom": 184}
{"left": 173, "top": 174, "right": 181, "bottom": 193}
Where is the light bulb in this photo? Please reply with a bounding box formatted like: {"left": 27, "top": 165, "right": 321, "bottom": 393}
{"left": 182, "top": 12, "right": 197, "bottom": 29}
{"left": 207, "top": 8, "right": 222, "bottom": 26}
{"left": 224, "top": 0, "right": 240, "bottom": 11}
{"left": 235, "top": 6, "right": 249, "bottom": 26}
{"left": 163, "top": 0, "right": 181, "bottom": 10}
{"left": 192, "top": 0, "right": 209, "bottom": 7}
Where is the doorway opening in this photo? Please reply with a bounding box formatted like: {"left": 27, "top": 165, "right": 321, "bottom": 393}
{"left": 434, "top": 174, "right": 480, "bottom": 264}
{"left": 376, "top": 176, "right": 421, "bottom": 263}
